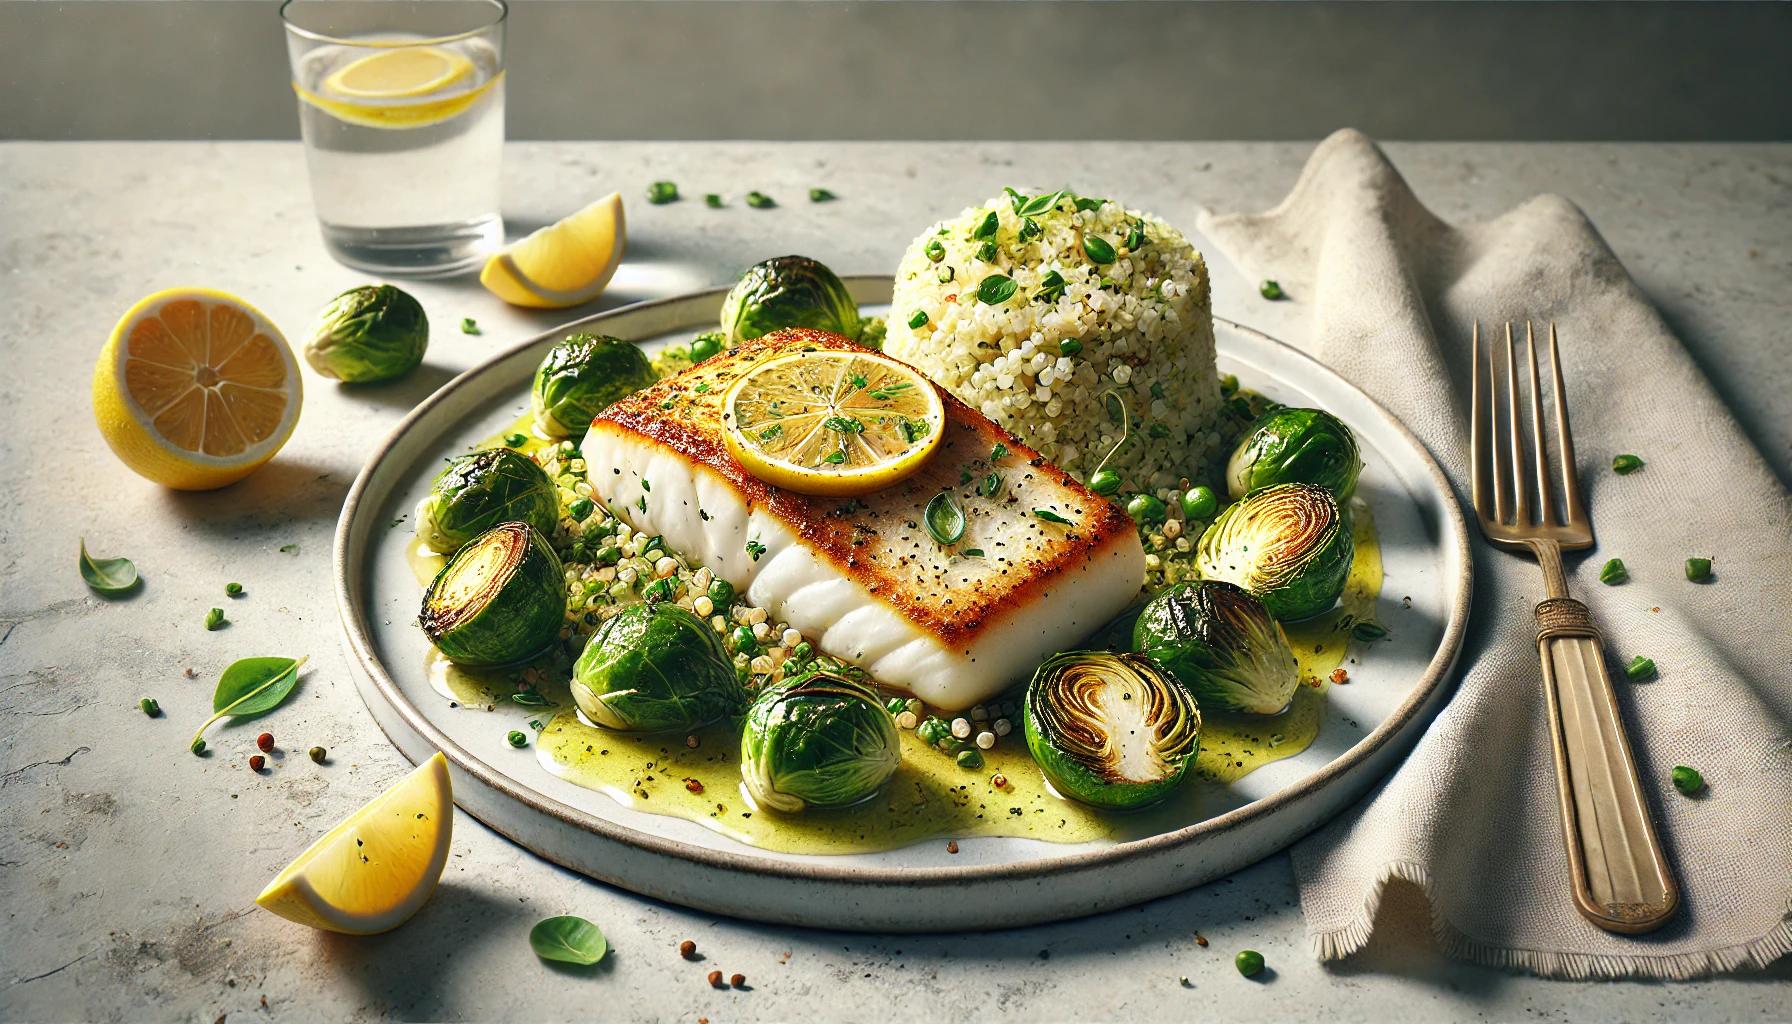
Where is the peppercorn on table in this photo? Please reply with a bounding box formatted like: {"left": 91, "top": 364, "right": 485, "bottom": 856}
{"left": 2, "top": 140, "right": 1788, "bottom": 1022}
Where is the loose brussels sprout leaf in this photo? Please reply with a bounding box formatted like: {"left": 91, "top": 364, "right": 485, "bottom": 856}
{"left": 1023, "top": 652, "right": 1201, "bottom": 809}
{"left": 1197, "top": 483, "right": 1352, "bottom": 621}
{"left": 531, "top": 333, "right": 657, "bottom": 438}
{"left": 570, "top": 602, "right": 746, "bottom": 732}
{"left": 740, "top": 670, "right": 900, "bottom": 813}
{"left": 414, "top": 448, "right": 559, "bottom": 555}
{"left": 302, "top": 284, "right": 429, "bottom": 383}
{"left": 1225, "top": 407, "right": 1363, "bottom": 502}
{"left": 1134, "top": 580, "right": 1300, "bottom": 714}
{"left": 419, "top": 522, "right": 566, "bottom": 667}
{"left": 720, "top": 256, "right": 866, "bottom": 346}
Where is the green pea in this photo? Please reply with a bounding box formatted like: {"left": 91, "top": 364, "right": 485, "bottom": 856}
{"left": 690, "top": 334, "right": 724, "bottom": 362}
{"left": 745, "top": 191, "right": 775, "bottom": 209}
{"left": 568, "top": 497, "right": 595, "bottom": 522}
{"left": 204, "top": 607, "right": 226, "bottom": 631}
{"left": 730, "top": 625, "right": 758, "bottom": 655}
{"left": 504, "top": 432, "right": 528, "bottom": 448}
{"left": 1059, "top": 339, "right": 1083, "bottom": 357}
{"left": 225, "top": 582, "right": 243, "bottom": 597}
{"left": 1612, "top": 454, "right": 1644, "bottom": 475}
{"left": 1088, "top": 469, "right": 1122, "bottom": 496}
{"left": 908, "top": 310, "right": 930, "bottom": 329}
{"left": 885, "top": 697, "right": 908, "bottom": 715}
{"left": 595, "top": 545, "right": 623, "bottom": 566}
{"left": 1235, "top": 950, "right": 1265, "bottom": 976}
{"left": 1685, "top": 557, "right": 1712, "bottom": 581}
{"left": 1181, "top": 485, "right": 1219, "bottom": 521}
{"left": 790, "top": 641, "right": 814, "bottom": 663}
{"left": 643, "top": 577, "right": 677, "bottom": 604}
{"left": 956, "top": 748, "right": 984, "bottom": 770}
{"left": 705, "top": 193, "right": 724, "bottom": 208}
{"left": 1598, "top": 558, "right": 1628, "bottom": 585}
{"left": 140, "top": 697, "right": 160, "bottom": 717}
{"left": 1260, "top": 280, "right": 1285, "bottom": 300}
{"left": 1218, "top": 373, "right": 1240, "bottom": 395}
{"left": 1671, "top": 765, "right": 1704, "bottom": 796}
{"left": 508, "top": 730, "right": 529, "bottom": 748}
{"left": 1126, "top": 493, "right": 1168, "bottom": 526}
{"left": 917, "top": 717, "right": 950, "bottom": 746}
{"left": 925, "top": 239, "right": 946, "bottom": 263}
{"left": 1625, "top": 656, "right": 1655, "bottom": 680}
{"left": 809, "top": 188, "right": 836, "bottom": 202}
{"left": 707, "top": 578, "right": 736, "bottom": 609}
{"left": 646, "top": 181, "right": 678, "bottom": 204}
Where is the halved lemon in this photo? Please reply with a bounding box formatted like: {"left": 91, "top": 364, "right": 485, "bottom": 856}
{"left": 296, "top": 45, "right": 496, "bottom": 130}
{"left": 93, "top": 288, "right": 302, "bottom": 491}
{"left": 721, "top": 349, "right": 945, "bottom": 496}
{"left": 480, "top": 192, "right": 626, "bottom": 309}
{"left": 255, "top": 752, "right": 453, "bottom": 935}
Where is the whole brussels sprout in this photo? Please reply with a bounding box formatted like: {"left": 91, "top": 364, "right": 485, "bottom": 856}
{"left": 1134, "top": 580, "right": 1300, "bottom": 714}
{"left": 1023, "top": 651, "right": 1201, "bottom": 809}
{"left": 531, "top": 333, "right": 657, "bottom": 438}
{"left": 414, "top": 448, "right": 559, "bottom": 555}
{"left": 720, "top": 256, "right": 871, "bottom": 346}
{"left": 1197, "top": 483, "right": 1352, "bottom": 621}
{"left": 302, "top": 284, "right": 428, "bottom": 383}
{"left": 1226, "top": 407, "right": 1362, "bottom": 502}
{"left": 570, "top": 602, "right": 746, "bottom": 732}
{"left": 740, "top": 670, "right": 901, "bottom": 813}
{"left": 419, "top": 521, "right": 566, "bottom": 666}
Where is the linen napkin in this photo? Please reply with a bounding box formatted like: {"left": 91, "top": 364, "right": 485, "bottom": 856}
{"left": 1196, "top": 129, "right": 1792, "bottom": 979}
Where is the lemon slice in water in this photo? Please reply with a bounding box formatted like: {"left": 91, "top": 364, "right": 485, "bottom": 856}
{"left": 255, "top": 753, "right": 453, "bottom": 935}
{"left": 297, "top": 45, "right": 494, "bottom": 130}
{"left": 721, "top": 349, "right": 945, "bottom": 496}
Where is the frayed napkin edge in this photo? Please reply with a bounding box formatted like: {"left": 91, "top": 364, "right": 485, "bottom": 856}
{"left": 1313, "top": 860, "right": 1792, "bottom": 980}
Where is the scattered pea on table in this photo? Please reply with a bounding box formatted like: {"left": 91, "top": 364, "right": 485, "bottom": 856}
{"left": 1625, "top": 656, "right": 1656, "bottom": 680}
{"left": 1599, "top": 558, "right": 1628, "bottom": 585}
{"left": 1671, "top": 765, "right": 1705, "bottom": 796}
{"left": 1685, "top": 557, "right": 1713, "bottom": 581}
{"left": 1612, "top": 453, "right": 1644, "bottom": 474}
{"left": 1259, "top": 280, "right": 1285, "bottom": 300}
{"left": 1236, "top": 949, "right": 1266, "bottom": 976}
{"left": 508, "top": 730, "right": 529, "bottom": 748}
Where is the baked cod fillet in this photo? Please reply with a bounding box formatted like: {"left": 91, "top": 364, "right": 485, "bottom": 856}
{"left": 585, "top": 328, "right": 1144, "bottom": 710}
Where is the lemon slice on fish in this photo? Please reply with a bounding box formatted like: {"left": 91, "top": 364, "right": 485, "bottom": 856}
{"left": 721, "top": 349, "right": 945, "bottom": 496}
{"left": 254, "top": 753, "right": 452, "bottom": 935}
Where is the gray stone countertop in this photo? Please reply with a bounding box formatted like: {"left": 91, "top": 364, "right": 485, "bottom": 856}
{"left": 2, "top": 141, "right": 1788, "bottom": 1022}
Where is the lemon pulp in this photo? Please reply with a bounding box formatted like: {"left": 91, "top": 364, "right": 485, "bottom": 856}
{"left": 721, "top": 350, "right": 945, "bottom": 496}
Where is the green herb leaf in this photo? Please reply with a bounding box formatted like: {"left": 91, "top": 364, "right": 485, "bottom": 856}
{"left": 977, "top": 275, "right": 1019, "bottom": 305}
{"left": 1033, "top": 509, "right": 1074, "bottom": 525}
{"left": 1599, "top": 558, "right": 1628, "bottom": 585}
{"left": 963, "top": 548, "right": 985, "bottom": 557}
{"left": 822, "top": 450, "right": 846, "bottom": 464}
{"left": 971, "top": 209, "right": 1000, "bottom": 240}
{"left": 78, "top": 539, "right": 139, "bottom": 594}
{"left": 205, "top": 607, "right": 227, "bottom": 631}
{"left": 646, "top": 181, "right": 678, "bottom": 204}
{"left": 280, "top": 544, "right": 300, "bottom": 554}
{"left": 745, "top": 539, "right": 767, "bottom": 561}
{"left": 1016, "top": 217, "right": 1042, "bottom": 244}
{"left": 504, "top": 432, "right": 527, "bottom": 448}
{"left": 529, "top": 915, "right": 609, "bottom": 965}
{"left": 809, "top": 188, "right": 836, "bottom": 202}
{"left": 991, "top": 442, "right": 1009, "bottom": 461}
{"left": 975, "top": 241, "right": 998, "bottom": 263}
{"left": 1074, "top": 196, "right": 1106, "bottom": 212}
{"left": 188, "top": 655, "right": 309, "bottom": 753}
{"left": 460, "top": 317, "right": 480, "bottom": 335}
{"left": 1015, "top": 190, "right": 1069, "bottom": 218}
{"left": 512, "top": 691, "right": 550, "bottom": 707}
{"left": 1611, "top": 453, "right": 1644, "bottom": 475}
{"left": 1082, "top": 235, "right": 1117, "bottom": 265}
{"left": 745, "top": 191, "right": 775, "bottom": 209}
{"left": 980, "top": 473, "right": 1003, "bottom": 498}
{"left": 1351, "top": 620, "right": 1388, "bottom": 642}
{"left": 705, "top": 193, "right": 725, "bottom": 208}
{"left": 924, "top": 492, "right": 966, "bottom": 545}
{"left": 937, "top": 265, "right": 955, "bottom": 284}
{"left": 1124, "top": 222, "right": 1146, "bottom": 250}
{"left": 823, "top": 416, "right": 864, "bottom": 434}
{"left": 1625, "top": 655, "right": 1656, "bottom": 680}
{"left": 1260, "top": 280, "right": 1285, "bottom": 300}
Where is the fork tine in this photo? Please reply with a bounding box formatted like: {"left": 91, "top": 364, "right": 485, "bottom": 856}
{"left": 1550, "top": 323, "right": 1588, "bottom": 527}
{"left": 1471, "top": 322, "right": 1492, "bottom": 520}
{"left": 1504, "top": 322, "right": 1531, "bottom": 525}
{"left": 1486, "top": 323, "right": 1511, "bottom": 523}
{"left": 1526, "top": 321, "right": 1557, "bottom": 525}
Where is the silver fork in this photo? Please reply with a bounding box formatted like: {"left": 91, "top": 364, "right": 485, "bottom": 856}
{"left": 1471, "top": 321, "right": 1679, "bottom": 935}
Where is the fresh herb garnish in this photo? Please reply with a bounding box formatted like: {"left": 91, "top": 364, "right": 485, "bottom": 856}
{"left": 745, "top": 539, "right": 767, "bottom": 561}
{"left": 530, "top": 915, "right": 608, "bottom": 964}
{"left": 823, "top": 416, "right": 864, "bottom": 434}
{"left": 225, "top": 582, "right": 244, "bottom": 597}
{"left": 1082, "top": 235, "right": 1117, "bottom": 264}
{"left": 868, "top": 381, "right": 914, "bottom": 400}
{"left": 1032, "top": 270, "right": 1066, "bottom": 304}
{"left": 822, "top": 450, "right": 847, "bottom": 464}
{"left": 745, "top": 191, "right": 775, "bottom": 209}
{"left": 971, "top": 210, "right": 1000, "bottom": 240}
{"left": 809, "top": 188, "right": 836, "bottom": 202}
{"left": 205, "top": 607, "right": 227, "bottom": 631}
{"left": 991, "top": 442, "right": 1009, "bottom": 461}
{"left": 693, "top": 382, "right": 709, "bottom": 394}
{"left": 1599, "top": 558, "right": 1628, "bottom": 584}
{"left": 1016, "top": 217, "right": 1042, "bottom": 244}
{"left": 758, "top": 424, "right": 783, "bottom": 442}
{"left": 568, "top": 497, "right": 595, "bottom": 522}
{"left": 925, "top": 239, "right": 945, "bottom": 263}
{"left": 512, "top": 692, "right": 550, "bottom": 707}
{"left": 1625, "top": 655, "right": 1656, "bottom": 680}
{"left": 188, "top": 656, "right": 309, "bottom": 754}
{"left": 1260, "top": 280, "right": 1285, "bottom": 300}
{"left": 924, "top": 492, "right": 966, "bottom": 545}
{"left": 1015, "top": 190, "right": 1069, "bottom": 218}
{"left": 141, "top": 697, "right": 160, "bottom": 716}
{"left": 78, "top": 539, "right": 138, "bottom": 594}
{"left": 1074, "top": 196, "right": 1106, "bottom": 212}
{"left": 963, "top": 548, "right": 985, "bottom": 557}
{"left": 937, "top": 265, "right": 955, "bottom": 284}
{"left": 907, "top": 310, "right": 930, "bottom": 329}
{"left": 460, "top": 317, "right": 480, "bottom": 334}
{"left": 900, "top": 419, "right": 929, "bottom": 444}
{"left": 980, "top": 473, "right": 1003, "bottom": 498}
{"left": 977, "top": 275, "right": 1019, "bottom": 305}
{"left": 504, "top": 432, "right": 527, "bottom": 448}
{"left": 975, "top": 241, "right": 998, "bottom": 263}
{"left": 1351, "top": 620, "right": 1388, "bottom": 642}
{"left": 1033, "top": 509, "right": 1074, "bottom": 525}
{"left": 705, "top": 193, "right": 725, "bottom": 208}
{"left": 280, "top": 543, "right": 299, "bottom": 554}
{"left": 1124, "top": 222, "right": 1146, "bottom": 250}
{"left": 1671, "top": 766, "right": 1705, "bottom": 796}
{"left": 1612, "top": 453, "right": 1644, "bottom": 475}
{"left": 646, "top": 181, "right": 679, "bottom": 204}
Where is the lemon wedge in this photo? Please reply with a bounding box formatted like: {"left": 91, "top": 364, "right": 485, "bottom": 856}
{"left": 480, "top": 192, "right": 626, "bottom": 309}
{"left": 721, "top": 349, "right": 945, "bottom": 496}
{"left": 255, "top": 752, "right": 453, "bottom": 935}
{"left": 93, "top": 288, "right": 302, "bottom": 491}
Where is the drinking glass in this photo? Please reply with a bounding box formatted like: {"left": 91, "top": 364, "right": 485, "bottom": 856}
{"left": 281, "top": 0, "right": 506, "bottom": 277}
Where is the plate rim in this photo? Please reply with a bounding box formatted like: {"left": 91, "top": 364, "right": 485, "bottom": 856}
{"left": 332, "top": 277, "right": 1473, "bottom": 887}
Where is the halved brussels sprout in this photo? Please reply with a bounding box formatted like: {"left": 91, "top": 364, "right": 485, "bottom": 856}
{"left": 414, "top": 448, "right": 559, "bottom": 555}
{"left": 740, "top": 670, "right": 901, "bottom": 814}
{"left": 1134, "top": 580, "right": 1300, "bottom": 714}
{"left": 720, "top": 256, "right": 870, "bottom": 346}
{"left": 419, "top": 521, "right": 566, "bottom": 666}
{"left": 570, "top": 602, "right": 746, "bottom": 732}
{"left": 1196, "top": 483, "right": 1352, "bottom": 621}
{"left": 1023, "top": 652, "right": 1202, "bottom": 809}
{"left": 531, "top": 333, "right": 657, "bottom": 438}
{"left": 1226, "top": 407, "right": 1362, "bottom": 502}
{"left": 302, "top": 284, "right": 429, "bottom": 383}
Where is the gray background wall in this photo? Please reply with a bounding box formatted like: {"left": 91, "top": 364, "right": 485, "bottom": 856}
{"left": 3, "top": 0, "right": 1788, "bottom": 141}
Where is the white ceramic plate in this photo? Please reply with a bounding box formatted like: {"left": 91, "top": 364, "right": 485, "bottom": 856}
{"left": 333, "top": 277, "right": 1471, "bottom": 931}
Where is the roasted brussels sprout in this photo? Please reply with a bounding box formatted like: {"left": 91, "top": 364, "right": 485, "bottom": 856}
{"left": 740, "top": 670, "right": 901, "bottom": 813}
{"left": 569, "top": 602, "right": 746, "bottom": 732}
{"left": 419, "top": 522, "right": 566, "bottom": 666}
{"left": 1134, "top": 580, "right": 1300, "bottom": 714}
{"left": 414, "top": 448, "right": 559, "bottom": 554}
{"left": 720, "top": 256, "right": 872, "bottom": 346}
{"left": 1023, "top": 651, "right": 1201, "bottom": 809}
{"left": 302, "top": 284, "right": 428, "bottom": 383}
{"left": 531, "top": 333, "right": 657, "bottom": 438}
{"left": 1225, "top": 407, "right": 1362, "bottom": 502}
{"left": 1197, "top": 483, "right": 1352, "bottom": 621}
